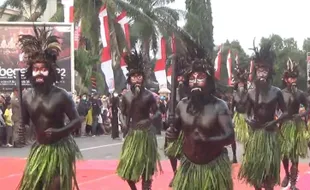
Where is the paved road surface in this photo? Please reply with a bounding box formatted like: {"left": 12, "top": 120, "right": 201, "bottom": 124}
{"left": 0, "top": 133, "right": 309, "bottom": 164}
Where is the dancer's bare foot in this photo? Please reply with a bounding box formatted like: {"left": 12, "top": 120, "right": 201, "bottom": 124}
{"left": 281, "top": 175, "right": 289, "bottom": 187}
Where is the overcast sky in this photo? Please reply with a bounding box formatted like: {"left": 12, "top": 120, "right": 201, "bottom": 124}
{"left": 2, "top": 0, "right": 309, "bottom": 54}
{"left": 169, "top": 0, "right": 310, "bottom": 54}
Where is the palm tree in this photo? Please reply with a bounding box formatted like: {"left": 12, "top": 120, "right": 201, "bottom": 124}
{"left": 49, "top": 0, "right": 64, "bottom": 22}
{"left": 0, "top": 0, "right": 48, "bottom": 21}
{"left": 74, "top": 0, "right": 105, "bottom": 92}
{"left": 75, "top": 0, "right": 184, "bottom": 92}
{"left": 74, "top": 48, "right": 104, "bottom": 93}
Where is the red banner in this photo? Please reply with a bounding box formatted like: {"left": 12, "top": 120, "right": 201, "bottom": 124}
{"left": 0, "top": 24, "right": 73, "bottom": 92}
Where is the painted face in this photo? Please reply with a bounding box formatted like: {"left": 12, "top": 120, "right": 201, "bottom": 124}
{"left": 256, "top": 67, "right": 269, "bottom": 82}
{"left": 189, "top": 72, "right": 207, "bottom": 92}
{"left": 32, "top": 62, "right": 49, "bottom": 83}
{"left": 286, "top": 77, "right": 297, "bottom": 93}
{"left": 177, "top": 76, "right": 184, "bottom": 83}
{"left": 286, "top": 77, "right": 297, "bottom": 86}
{"left": 130, "top": 73, "right": 143, "bottom": 86}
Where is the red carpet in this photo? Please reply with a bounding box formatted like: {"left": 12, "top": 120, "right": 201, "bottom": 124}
{"left": 0, "top": 157, "right": 309, "bottom": 190}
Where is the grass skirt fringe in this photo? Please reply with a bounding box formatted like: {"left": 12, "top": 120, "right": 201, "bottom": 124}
{"left": 238, "top": 129, "right": 281, "bottom": 188}
{"left": 306, "top": 121, "right": 310, "bottom": 140}
{"left": 173, "top": 149, "right": 233, "bottom": 190}
{"left": 18, "top": 136, "right": 82, "bottom": 190}
{"left": 116, "top": 129, "right": 162, "bottom": 182}
{"left": 233, "top": 112, "right": 249, "bottom": 144}
{"left": 164, "top": 131, "right": 184, "bottom": 158}
{"left": 280, "top": 120, "right": 309, "bottom": 161}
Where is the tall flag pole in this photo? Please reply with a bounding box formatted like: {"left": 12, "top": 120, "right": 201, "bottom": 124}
{"left": 153, "top": 34, "right": 167, "bottom": 88}
{"left": 99, "top": 6, "right": 115, "bottom": 93}
{"left": 214, "top": 45, "right": 222, "bottom": 80}
{"left": 117, "top": 12, "right": 130, "bottom": 77}
{"left": 167, "top": 34, "right": 176, "bottom": 84}
{"left": 168, "top": 33, "right": 177, "bottom": 129}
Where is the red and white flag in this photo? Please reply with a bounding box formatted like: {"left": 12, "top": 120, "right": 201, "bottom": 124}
{"left": 167, "top": 34, "right": 176, "bottom": 84}
{"left": 235, "top": 53, "right": 239, "bottom": 66}
{"left": 226, "top": 49, "right": 233, "bottom": 86}
{"left": 167, "top": 65, "right": 172, "bottom": 84}
{"left": 154, "top": 35, "right": 167, "bottom": 88}
{"left": 99, "top": 6, "right": 114, "bottom": 92}
{"left": 74, "top": 20, "right": 81, "bottom": 50}
{"left": 117, "top": 11, "right": 130, "bottom": 77}
{"left": 249, "top": 59, "right": 254, "bottom": 82}
{"left": 214, "top": 45, "right": 222, "bottom": 80}
{"left": 61, "top": 0, "right": 74, "bottom": 23}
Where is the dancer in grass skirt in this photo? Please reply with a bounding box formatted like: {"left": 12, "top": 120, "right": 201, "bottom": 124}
{"left": 17, "top": 26, "right": 82, "bottom": 190}
{"left": 238, "top": 41, "right": 289, "bottom": 190}
{"left": 306, "top": 77, "right": 310, "bottom": 167}
{"left": 116, "top": 50, "right": 162, "bottom": 190}
{"left": 230, "top": 65, "right": 250, "bottom": 163}
{"left": 166, "top": 36, "right": 235, "bottom": 190}
{"left": 279, "top": 58, "right": 309, "bottom": 190}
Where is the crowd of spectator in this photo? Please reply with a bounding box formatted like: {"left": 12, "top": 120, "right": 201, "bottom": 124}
{"left": 0, "top": 87, "right": 170, "bottom": 149}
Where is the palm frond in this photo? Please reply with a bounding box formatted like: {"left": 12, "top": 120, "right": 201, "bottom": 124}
{"left": 49, "top": 1, "right": 64, "bottom": 22}
{"left": 33, "top": 0, "right": 47, "bottom": 15}
{"left": 114, "top": 0, "right": 156, "bottom": 26}
{"left": 0, "top": 0, "right": 22, "bottom": 17}
{"left": 153, "top": 6, "right": 180, "bottom": 21}
{"left": 8, "top": 12, "right": 24, "bottom": 21}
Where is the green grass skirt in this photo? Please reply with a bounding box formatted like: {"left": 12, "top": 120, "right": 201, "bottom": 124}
{"left": 233, "top": 112, "right": 249, "bottom": 144}
{"left": 164, "top": 131, "right": 184, "bottom": 158}
{"left": 173, "top": 149, "right": 233, "bottom": 190}
{"left": 116, "top": 129, "right": 162, "bottom": 182}
{"left": 238, "top": 129, "right": 281, "bottom": 188}
{"left": 18, "top": 136, "right": 82, "bottom": 190}
{"left": 280, "top": 120, "right": 309, "bottom": 161}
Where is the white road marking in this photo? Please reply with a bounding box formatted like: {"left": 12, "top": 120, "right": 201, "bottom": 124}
{"left": 80, "top": 136, "right": 164, "bottom": 151}
{"left": 0, "top": 173, "right": 22, "bottom": 180}
{"left": 0, "top": 137, "right": 165, "bottom": 180}
{"left": 80, "top": 142, "right": 123, "bottom": 151}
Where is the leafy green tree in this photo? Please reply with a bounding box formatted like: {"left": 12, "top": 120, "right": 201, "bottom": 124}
{"left": 260, "top": 35, "right": 306, "bottom": 89}
{"left": 0, "top": 0, "right": 48, "bottom": 21}
{"left": 49, "top": 0, "right": 64, "bottom": 22}
{"left": 184, "top": 0, "right": 214, "bottom": 53}
{"left": 217, "top": 40, "right": 250, "bottom": 86}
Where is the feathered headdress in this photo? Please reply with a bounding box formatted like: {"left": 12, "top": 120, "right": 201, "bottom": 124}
{"left": 282, "top": 58, "right": 299, "bottom": 78}
{"left": 251, "top": 39, "right": 276, "bottom": 75}
{"left": 124, "top": 49, "right": 146, "bottom": 78}
{"left": 18, "top": 25, "right": 61, "bottom": 82}
{"left": 175, "top": 55, "right": 188, "bottom": 76}
{"left": 180, "top": 34, "right": 214, "bottom": 78}
{"left": 233, "top": 65, "right": 249, "bottom": 84}
{"left": 178, "top": 33, "right": 215, "bottom": 94}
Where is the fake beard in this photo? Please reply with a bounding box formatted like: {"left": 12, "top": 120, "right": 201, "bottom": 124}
{"left": 290, "top": 84, "right": 298, "bottom": 94}
{"left": 131, "top": 84, "right": 142, "bottom": 98}
{"left": 255, "top": 78, "right": 268, "bottom": 91}
{"left": 30, "top": 75, "right": 52, "bottom": 89}
{"left": 187, "top": 86, "right": 206, "bottom": 115}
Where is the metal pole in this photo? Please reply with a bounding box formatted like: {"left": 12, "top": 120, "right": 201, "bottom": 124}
{"left": 16, "top": 70, "right": 25, "bottom": 145}
{"left": 168, "top": 52, "right": 176, "bottom": 124}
